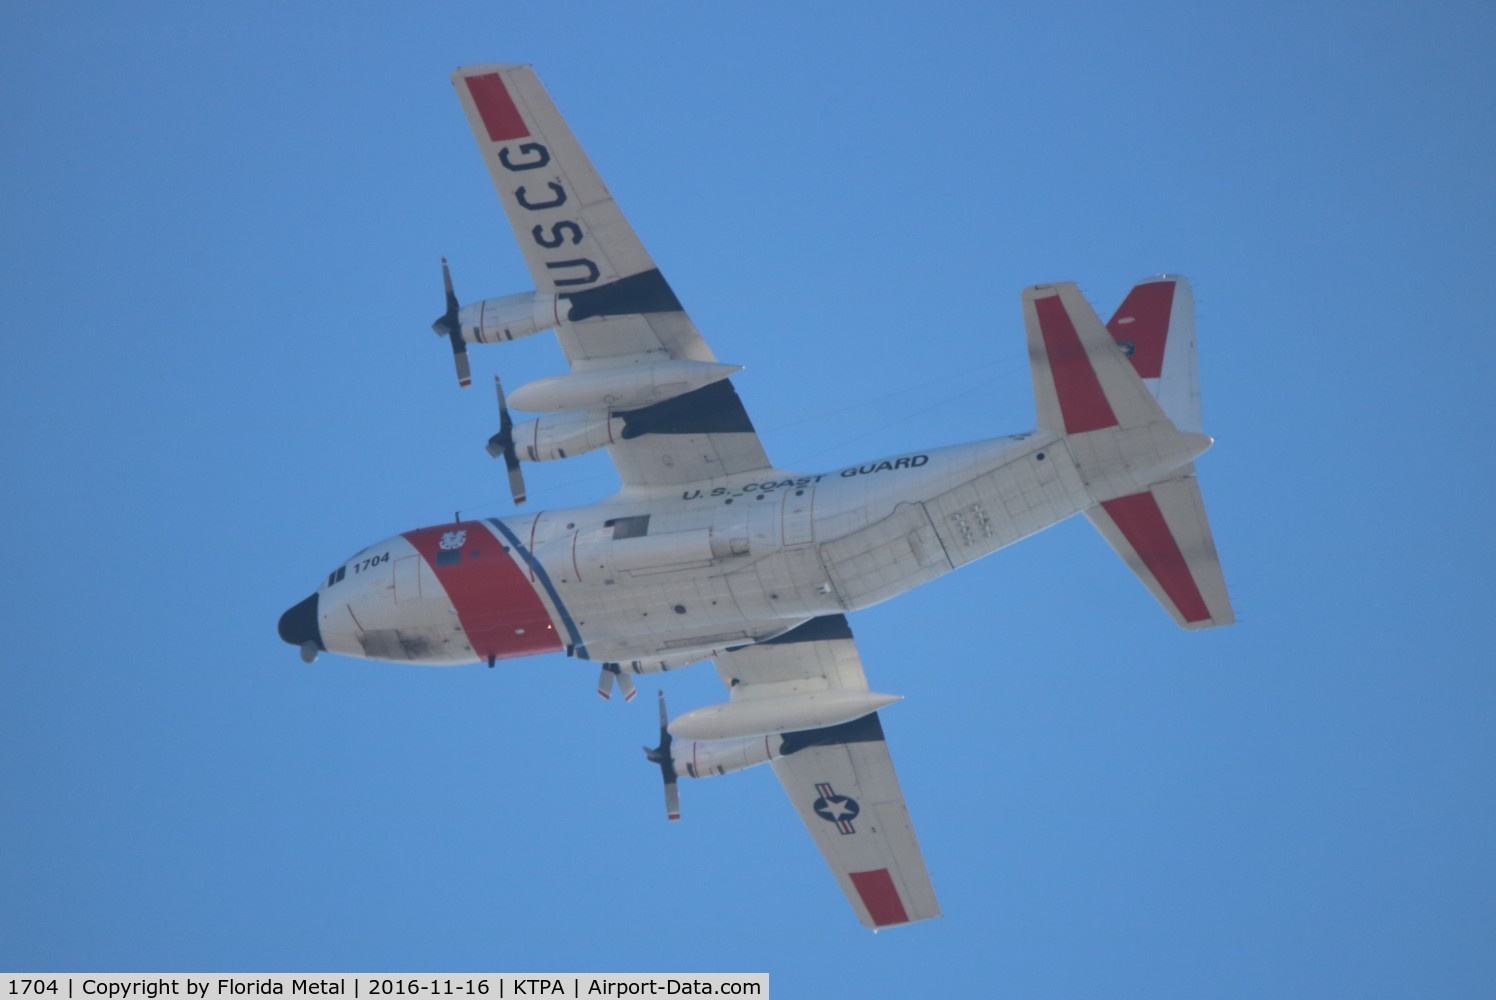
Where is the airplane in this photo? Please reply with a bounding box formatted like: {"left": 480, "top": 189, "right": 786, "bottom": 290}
{"left": 277, "top": 63, "right": 1234, "bottom": 929}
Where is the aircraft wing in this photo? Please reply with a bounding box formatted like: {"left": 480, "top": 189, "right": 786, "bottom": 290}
{"left": 712, "top": 616, "right": 941, "bottom": 928}
{"left": 450, "top": 64, "right": 771, "bottom": 488}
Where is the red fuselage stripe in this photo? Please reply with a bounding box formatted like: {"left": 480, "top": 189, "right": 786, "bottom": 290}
{"left": 465, "top": 74, "right": 529, "bottom": 142}
{"left": 849, "top": 868, "right": 909, "bottom": 927}
{"left": 402, "top": 521, "right": 562, "bottom": 661}
{"left": 1035, "top": 295, "right": 1118, "bottom": 433}
{"left": 1101, "top": 491, "right": 1212, "bottom": 622}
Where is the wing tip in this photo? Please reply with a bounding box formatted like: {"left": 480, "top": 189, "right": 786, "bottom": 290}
{"left": 451, "top": 62, "right": 532, "bottom": 82}
{"left": 1022, "top": 280, "right": 1075, "bottom": 302}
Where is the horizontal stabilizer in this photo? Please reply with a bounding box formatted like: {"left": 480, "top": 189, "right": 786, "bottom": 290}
{"left": 1084, "top": 471, "right": 1234, "bottom": 629}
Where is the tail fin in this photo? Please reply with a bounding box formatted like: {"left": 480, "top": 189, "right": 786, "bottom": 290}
{"left": 1023, "top": 279, "right": 1234, "bottom": 630}
{"left": 1106, "top": 275, "right": 1201, "bottom": 434}
{"left": 1023, "top": 282, "right": 1165, "bottom": 435}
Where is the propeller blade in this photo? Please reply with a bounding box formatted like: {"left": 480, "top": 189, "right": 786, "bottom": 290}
{"left": 431, "top": 257, "right": 471, "bottom": 388}
{"left": 643, "top": 690, "right": 680, "bottom": 821}
{"left": 485, "top": 375, "right": 528, "bottom": 505}
{"left": 450, "top": 338, "right": 472, "bottom": 388}
{"left": 598, "top": 664, "right": 638, "bottom": 702}
{"left": 432, "top": 257, "right": 459, "bottom": 334}
{"left": 662, "top": 778, "right": 681, "bottom": 823}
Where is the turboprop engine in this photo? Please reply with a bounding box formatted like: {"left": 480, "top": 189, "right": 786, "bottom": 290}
{"left": 430, "top": 258, "right": 559, "bottom": 387}
{"left": 508, "top": 410, "right": 626, "bottom": 463}
{"left": 642, "top": 691, "right": 896, "bottom": 820}
{"left": 457, "top": 289, "right": 559, "bottom": 344}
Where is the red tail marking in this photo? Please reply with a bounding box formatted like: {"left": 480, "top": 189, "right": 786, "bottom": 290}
{"left": 1101, "top": 491, "right": 1211, "bottom": 623}
{"left": 850, "top": 868, "right": 909, "bottom": 927}
{"left": 1035, "top": 295, "right": 1118, "bottom": 434}
{"left": 465, "top": 73, "right": 529, "bottom": 142}
{"left": 1106, "top": 281, "right": 1175, "bottom": 379}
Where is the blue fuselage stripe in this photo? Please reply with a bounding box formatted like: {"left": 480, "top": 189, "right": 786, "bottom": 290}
{"left": 487, "top": 517, "right": 588, "bottom": 659}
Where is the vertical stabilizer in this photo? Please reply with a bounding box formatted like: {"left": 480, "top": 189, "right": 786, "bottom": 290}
{"left": 1106, "top": 276, "right": 1201, "bottom": 434}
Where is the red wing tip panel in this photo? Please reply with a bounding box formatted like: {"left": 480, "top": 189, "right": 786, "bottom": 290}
{"left": 1099, "top": 490, "right": 1216, "bottom": 625}
{"left": 1105, "top": 279, "right": 1176, "bottom": 380}
{"left": 849, "top": 868, "right": 911, "bottom": 927}
{"left": 1033, "top": 294, "right": 1119, "bottom": 434}
{"left": 463, "top": 72, "right": 530, "bottom": 142}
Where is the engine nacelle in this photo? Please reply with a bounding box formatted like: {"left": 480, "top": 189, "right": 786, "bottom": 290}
{"left": 508, "top": 360, "right": 742, "bottom": 413}
{"left": 511, "top": 410, "right": 626, "bottom": 462}
{"left": 458, "top": 290, "right": 559, "bottom": 343}
{"left": 669, "top": 690, "right": 902, "bottom": 741}
{"left": 671, "top": 733, "right": 781, "bottom": 779}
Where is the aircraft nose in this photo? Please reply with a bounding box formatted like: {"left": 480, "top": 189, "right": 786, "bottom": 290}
{"left": 278, "top": 592, "right": 323, "bottom": 660}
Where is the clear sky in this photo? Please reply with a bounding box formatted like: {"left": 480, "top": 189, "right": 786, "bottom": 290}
{"left": 3, "top": 2, "right": 1494, "bottom": 995}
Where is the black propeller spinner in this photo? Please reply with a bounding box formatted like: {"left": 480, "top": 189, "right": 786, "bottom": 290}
{"left": 431, "top": 257, "right": 472, "bottom": 388}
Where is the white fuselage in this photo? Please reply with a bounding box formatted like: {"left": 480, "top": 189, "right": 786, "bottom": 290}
{"left": 298, "top": 427, "right": 1113, "bottom": 670}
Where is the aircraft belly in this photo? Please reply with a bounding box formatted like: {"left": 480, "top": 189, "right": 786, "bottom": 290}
{"left": 923, "top": 439, "right": 1092, "bottom": 568}
{"left": 553, "top": 547, "right": 838, "bottom": 662}
{"left": 723, "top": 547, "right": 842, "bottom": 619}
{"left": 818, "top": 501, "right": 953, "bottom": 610}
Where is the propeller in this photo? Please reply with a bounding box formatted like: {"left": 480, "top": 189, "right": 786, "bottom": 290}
{"left": 484, "top": 375, "right": 528, "bottom": 505}
{"left": 431, "top": 257, "right": 472, "bottom": 388}
{"left": 643, "top": 690, "right": 681, "bottom": 821}
{"left": 597, "top": 662, "right": 637, "bottom": 701}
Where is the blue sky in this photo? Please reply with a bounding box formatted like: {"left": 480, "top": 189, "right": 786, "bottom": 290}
{"left": 3, "top": 1, "right": 1494, "bottom": 995}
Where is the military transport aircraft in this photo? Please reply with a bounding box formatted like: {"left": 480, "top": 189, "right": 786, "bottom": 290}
{"left": 277, "top": 64, "right": 1234, "bottom": 929}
